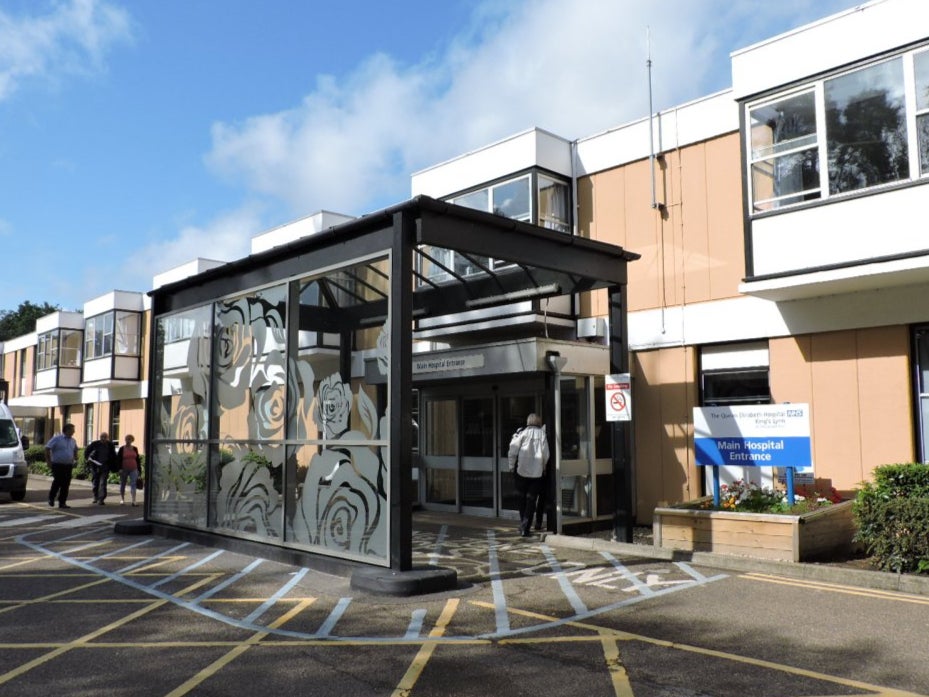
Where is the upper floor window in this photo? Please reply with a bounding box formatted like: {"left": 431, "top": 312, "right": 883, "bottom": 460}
{"left": 37, "top": 329, "right": 82, "bottom": 371}
{"left": 747, "top": 48, "right": 928, "bottom": 214}
{"left": 421, "top": 171, "right": 571, "bottom": 284}
{"left": 36, "top": 332, "right": 58, "bottom": 372}
{"left": 85, "top": 311, "right": 141, "bottom": 360}
{"left": 85, "top": 313, "right": 114, "bottom": 360}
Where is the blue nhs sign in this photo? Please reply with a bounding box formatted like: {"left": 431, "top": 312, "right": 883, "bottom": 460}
{"left": 693, "top": 404, "right": 812, "bottom": 469}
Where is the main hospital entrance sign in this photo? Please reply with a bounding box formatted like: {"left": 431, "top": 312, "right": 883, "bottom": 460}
{"left": 694, "top": 404, "right": 813, "bottom": 504}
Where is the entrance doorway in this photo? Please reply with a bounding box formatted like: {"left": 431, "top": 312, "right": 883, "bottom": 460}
{"left": 420, "top": 385, "right": 542, "bottom": 518}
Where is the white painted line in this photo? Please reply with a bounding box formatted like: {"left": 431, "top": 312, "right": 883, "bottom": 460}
{"left": 429, "top": 525, "right": 448, "bottom": 566}
{"left": 150, "top": 550, "right": 226, "bottom": 589}
{"left": 316, "top": 597, "right": 352, "bottom": 637}
{"left": 0, "top": 515, "right": 58, "bottom": 527}
{"left": 541, "top": 544, "right": 588, "bottom": 614}
{"left": 193, "top": 558, "right": 263, "bottom": 602}
{"left": 600, "top": 552, "right": 656, "bottom": 596}
{"left": 405, "top": 609, "right": 427, "bottom": 639}
{"left": 243, "top": 567, "right": 309, "bottom": 625}
{"left": 486, "top": 529, "right": 510, "bottom": 634}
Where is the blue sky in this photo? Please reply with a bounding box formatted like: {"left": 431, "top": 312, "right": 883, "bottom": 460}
{"left": 0, "top": 0, "right": 859, "bottom": 312}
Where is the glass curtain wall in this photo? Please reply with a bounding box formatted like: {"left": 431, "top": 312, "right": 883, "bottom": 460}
{"left": 151, "top": 253, "right": 392, "bottom": 565}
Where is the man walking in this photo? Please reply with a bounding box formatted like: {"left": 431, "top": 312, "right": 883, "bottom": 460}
{"left": 85, "top": 431, "right": 117, "bottom": 505}
{"left": 508, "top": 413, "right": 550, "bottom": 537}
{"left": 46, "top": 423, "right": 78, "bottom": 509}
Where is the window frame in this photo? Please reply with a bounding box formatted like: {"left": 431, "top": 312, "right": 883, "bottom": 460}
{"left": 745, "top": 45, "right": 929, "bottom": 216}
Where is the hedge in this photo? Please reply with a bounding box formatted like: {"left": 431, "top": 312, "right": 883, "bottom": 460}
{"left": 854, "top": 463, "right": 929, "bottom": 574}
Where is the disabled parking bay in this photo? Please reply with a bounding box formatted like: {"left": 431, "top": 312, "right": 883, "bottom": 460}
{"left": 2, "top": 500, "right": 928, "bottom": 696}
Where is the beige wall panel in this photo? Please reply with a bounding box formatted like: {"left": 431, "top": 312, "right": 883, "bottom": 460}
{"left": 590, "top": 168, "right": 627, "bottom": 245}
{"left": 773, "top": 328, "right": 914, "bottom": 491}
{"left": 632, "top": 346, "right": 698, "bottom": 523}
{"left": 703, "top": 134, "right": 746, "bottom": 301}
{"left": 808, "top": 331, "right": 863, "bottom": 489}
{"left": 624, "top": 159, "right": 666, "bottom": 312}
{"left": 855, "top": 326, "right": 913, "bottom": 480}
{"left": 770, "top": 335, "right": 814, "bottom": 404}
{"left": 121, "top": 399, "right": 146, "bottom": 452}
{"left": 678, "top": 145, "right": 711, "bottom": 304}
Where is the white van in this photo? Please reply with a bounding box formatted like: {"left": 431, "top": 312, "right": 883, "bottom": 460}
{"left": 0, "top": 404, "right": 27, "bottom": 501}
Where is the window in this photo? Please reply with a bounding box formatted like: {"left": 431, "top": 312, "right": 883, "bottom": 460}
{"left": 84, "top": 312, "right": 115, "bottom": 360}
{"left": 825, "top": 58, "right": 908, "bottom": 194}
{"left": 85, "top": 403, "right": 94, "bottom": 445}
{"left": 37, "top": 332, "right": 59, "bottom": 371}
{"left": 114, "top": 311, "right": 141, "bottom": 355}
{"left": 701, "top": 370, "right": 771, "bottom": 406}
{"left": 60, "top": 330, "right": 81, "bottom": 367}
{"left": 747, "top": 48, "right": 928, "bottom": 213}
{"left": 538, "top": 175, "right": 570, "bottom": 232}
{"left": 422, "top": 170, "right": 571, "bottom": 284}
{"left": 110, "top": 401, "right": 121, "bottom": 441}
{"left": 914, "top": 50, "right": 929, "bottom": 174}
{"left": 749, "top": 90, "right": 820, "bottom": 211}
{"left": 914, "top": 327, "right": 929, "bottom": 463}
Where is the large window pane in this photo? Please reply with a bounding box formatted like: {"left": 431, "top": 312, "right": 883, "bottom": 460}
{"left": 538, "top": 176, "right": 569, "bottom": 232}
{"left": 115, "top": 312, "right": 141, "bottom": 355}
{"left": 60, "top": 329, "right": 81, "bottom": 367}
{"left": 826, "top": 58, "right": 908, "bottom": 194}
{"left": 914, "top": 51, "right": 929, "bottom": 175}
{"left": 493, "top": 177, "right": 530, "bottom": 220}
{"left": 749, "top": 91, "right": 820, "bottom": 211}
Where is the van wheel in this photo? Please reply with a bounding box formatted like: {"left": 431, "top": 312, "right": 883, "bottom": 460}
{"left": 10, "top": 490, "right": 26, "bottom": 502}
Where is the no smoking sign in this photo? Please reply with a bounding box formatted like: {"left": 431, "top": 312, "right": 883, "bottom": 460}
{"left": 605, "top": 373, "right": 632, "bottom": 422}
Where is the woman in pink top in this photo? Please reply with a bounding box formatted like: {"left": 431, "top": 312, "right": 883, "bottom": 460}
{"left": 116, "top": 434, "right": 141, "bottom": 506}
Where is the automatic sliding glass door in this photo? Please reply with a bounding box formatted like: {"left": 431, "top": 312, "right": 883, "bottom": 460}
{"left": 461, "top": 397, "right": 495, "bottom": 515}
{"left": 422, "top": 398, "right": 458, "bottom": 509}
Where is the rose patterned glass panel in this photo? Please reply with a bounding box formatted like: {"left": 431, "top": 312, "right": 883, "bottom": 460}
{"left": 149, "top": 442, "right": 208, "bottom": 527}
{"left": 151, "top": 305, "right": 212, "bottom": 527}
{"left": 210, "top": 443, "right": 284, "bottom": 539}
{"left": 214, "top": 285, "right": 287, "bottom": 442}
{"left": 153, "top": 305, "right": 212, "bottom": 442}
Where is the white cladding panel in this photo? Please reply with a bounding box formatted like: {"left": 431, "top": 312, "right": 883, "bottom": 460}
{"left": 629, "top": 280, "right": 929, "bottom": 351}
{"left": 83, "top": 358, "right": 110, "bottom": 383}
{"left": 575, "top": 91, "right": 737, "bottom": 177}
{"left": 36, "top": 311, "right": 84, "bottom": 333}
{"left": 411, "top": 129, "right": 572, "bottom": 198}
{"left": 701, "top": 342, "right": 769, "bottom": 370}
{"left": 84, "top": 291, "right": 146, "bottom": 317}
{"left": 751, "top": 185, "right": 926, "bottom": 277}
{"left": 250, "top": 211, "right": 355, "bottom": 254}
{"left": 732, "top": 0, "right": 929, "bottom": 100}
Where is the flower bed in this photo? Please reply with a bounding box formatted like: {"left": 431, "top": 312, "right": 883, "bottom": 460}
{"left": 653, "top": 483, "right": 857, "bottom": 562}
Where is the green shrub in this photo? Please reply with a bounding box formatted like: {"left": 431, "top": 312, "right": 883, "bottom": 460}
{"left": 23, "top": 444, "right": 46, "bottom": 464}
{"left": 854, "top": 463, "right": 929, "bottom": 574}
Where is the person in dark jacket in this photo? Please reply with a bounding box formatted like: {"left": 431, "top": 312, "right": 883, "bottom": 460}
{"left": 85, "top": 432, "right": 117, "bottom": 505}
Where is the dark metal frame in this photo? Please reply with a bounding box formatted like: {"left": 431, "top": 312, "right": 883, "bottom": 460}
{"left": 149, "top": 195, "right": 638, "bottom": 570}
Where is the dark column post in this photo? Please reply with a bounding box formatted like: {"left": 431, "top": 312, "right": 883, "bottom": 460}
{"left": 609, "top": 286, "right": 634, "bottom": 543}
{"left": 389, "top": 210, "right": 414, "bottom": 571}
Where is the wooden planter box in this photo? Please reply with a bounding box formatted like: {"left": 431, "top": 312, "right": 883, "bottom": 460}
{"left": 652, "top": 500, "right": 857, "bottom": 562}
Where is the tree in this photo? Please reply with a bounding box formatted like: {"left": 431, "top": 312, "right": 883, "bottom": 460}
{"left": 0, "top": 301, "right": 61, "bottom": 341}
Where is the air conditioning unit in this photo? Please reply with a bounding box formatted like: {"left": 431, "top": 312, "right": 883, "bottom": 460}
{"left": 577, "top": 317, "right": 606, "bottom": 339}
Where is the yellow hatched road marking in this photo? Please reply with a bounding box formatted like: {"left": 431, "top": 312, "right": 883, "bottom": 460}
{"left": 742, "top": 573, "right": 929, "bottom": 605}
{"left": 0, "top": 574, "right": 218, "bottom": 687}
{"left": 391, "top": 599, "right": 460, "bottom": 697}
{"left": 474, "top": 600, "right": 928, "bottom": 697}
{"left": 163, "top": 597, "right": 318, "bottom": 697}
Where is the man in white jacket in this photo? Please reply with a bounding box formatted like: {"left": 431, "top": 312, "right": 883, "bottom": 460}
{"left": 508, "top": 413, "right": 550, "bottom": 537}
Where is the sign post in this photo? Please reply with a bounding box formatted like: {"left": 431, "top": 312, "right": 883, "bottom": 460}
{"left": 693, "top": 404, "right": 812, "bottom": 506}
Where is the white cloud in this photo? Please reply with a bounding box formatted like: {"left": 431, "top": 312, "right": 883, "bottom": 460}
{"left": 118, "top": 203, "right": 265, "bottom": 292}
{"left": 203, "top": 0, "right": 856, "bottom": 220}
{"left": 0, "top": 0, "right": 132, "bottom": 100}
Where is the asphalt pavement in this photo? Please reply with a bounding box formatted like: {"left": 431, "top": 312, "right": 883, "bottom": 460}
{"left": 2, "top": 474, "right": 929, "bottom": 696}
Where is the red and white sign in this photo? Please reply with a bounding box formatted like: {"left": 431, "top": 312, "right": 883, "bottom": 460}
{"left": 605, "top": 373, "right": 631, "bottom": 422}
